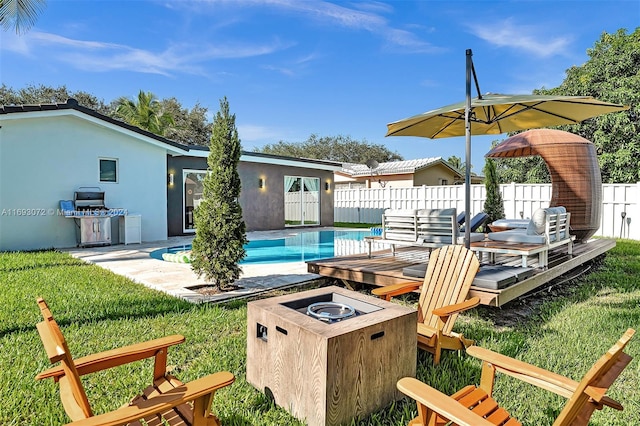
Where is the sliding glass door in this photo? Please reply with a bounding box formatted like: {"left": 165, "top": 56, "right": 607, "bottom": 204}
{"left": 183, "top": 170, "right": 206, "bottom": 232}
{"left": 284, "top": 176, "right": 319, "bottom": 226}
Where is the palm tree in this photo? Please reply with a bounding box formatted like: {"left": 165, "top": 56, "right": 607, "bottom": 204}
{"left": 114, "top": 90, "right": 174, "bottom": 136}
{"left": 0, "top": 0, "right": 46, "bottom": 34}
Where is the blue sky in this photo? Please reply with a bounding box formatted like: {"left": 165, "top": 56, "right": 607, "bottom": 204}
{"left": 2, "top": 0, "right": 638, "bottom": 172}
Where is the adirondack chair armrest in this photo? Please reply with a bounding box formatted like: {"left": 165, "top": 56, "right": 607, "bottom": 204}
{"left": 371, "top": 281, "right": 422, "bottom": 301}
{"left": 585, "top": 387, "right": 625, "bottom": 411}
{"left": 397, "top": 377, "right": 495, "bottom": 426}
{"left": 466, "top": 345, "right": 579, "bottom": 398}
{"left": 36, "top": 335, "right": 186, "bottom": 381}
{"left": 63, "top": 371, "right": 235, "bottom": 426}
{"left": 432, "top": 297, "right": 480, "bottom": 319}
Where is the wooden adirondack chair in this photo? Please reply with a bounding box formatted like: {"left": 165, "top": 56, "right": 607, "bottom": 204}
{"left": 397, "top": 328, "right": 635, "bottom": 426}
{"left": 372, "top": 245, "right": 480, "bottom": 364}
{"left": 35, "top": 298, "right": 235, "bottom": 426}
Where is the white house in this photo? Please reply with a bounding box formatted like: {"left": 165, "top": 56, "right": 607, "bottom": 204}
{"left": 335, "top": 157, "right": 484, "bottom": 189}
{"left": 0, "top": 100, "right": 187, "bottom": 251}
{"left": 0, "top": 99, "right": 341, "bottom": 251}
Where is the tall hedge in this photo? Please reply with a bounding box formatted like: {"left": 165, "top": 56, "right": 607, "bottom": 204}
{"left": 190, "top": 97, "right": 247, "bottom": 290}
{"left": 483, "top": 158, "right": 505, "bottom": 224}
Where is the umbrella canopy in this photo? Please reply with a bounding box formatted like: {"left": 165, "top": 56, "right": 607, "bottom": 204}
{"left": 386, "top": 94, "right": 629, "bottom": 138}
{"left": 487, "top": 129, "right": 602, "bottom": 242}
{"left": 385, "top": 50, "right": 629, "bottom": 248}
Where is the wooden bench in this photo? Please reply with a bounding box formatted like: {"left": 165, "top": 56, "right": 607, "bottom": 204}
{"left": 366, "top": 208, "right": 474, "bottom": 258}
{"left": 471, "top": 210, "right": 573, "bottom": 268}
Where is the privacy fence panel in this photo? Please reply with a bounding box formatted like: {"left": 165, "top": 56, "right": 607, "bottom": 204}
{"left": 334, "top": 183, "right": 640, "bottom": 240}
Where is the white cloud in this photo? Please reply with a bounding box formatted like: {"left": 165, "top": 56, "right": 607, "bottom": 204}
{"left": 1, "top": 30, "right": 293, "bottom": 76}
{"left": 468, "top": 18, "right": 572, "bottom": 57}
{"left": 195, "top": 0, "right": 442, "bottom": 53}
{"left": 261, "top": 64, "right": 296, "bottom": 77}
{"left": 1, "top": 31, "right": 34, "bottom": 55}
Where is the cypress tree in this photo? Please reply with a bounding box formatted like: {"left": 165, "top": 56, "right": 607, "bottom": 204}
{"left": 190, "top": 97, "right": 247, "bottom": 290}
{"left": 483, "top": 158, "right": 505, "bottom": 224}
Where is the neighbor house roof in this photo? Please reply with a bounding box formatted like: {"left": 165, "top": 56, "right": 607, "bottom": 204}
{"left": 341, "top": 157, "right": 462, "bottom": 177}
{"left": 0, "top": 99, "right": 342, "bottom": 171}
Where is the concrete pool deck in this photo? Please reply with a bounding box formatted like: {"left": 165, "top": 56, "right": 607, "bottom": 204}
{"left": 64, "top": 228, "right": 360, "bottom": 304}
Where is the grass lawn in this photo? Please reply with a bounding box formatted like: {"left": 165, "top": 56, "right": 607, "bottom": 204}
{"left": 1, "top": 241, "right": 639, "bottom": 425}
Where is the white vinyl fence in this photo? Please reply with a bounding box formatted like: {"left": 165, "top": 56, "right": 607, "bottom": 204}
{"left": 334, "top": 182, "right": 640, "bottom": 240}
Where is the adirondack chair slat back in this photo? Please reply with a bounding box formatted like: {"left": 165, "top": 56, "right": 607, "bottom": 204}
{"left": 36, "top": 298, "right": 93, "bottom": 420}
{"left": 554, "top": 328, "right": 635, "bottom": 426}
{"left": 418, "top": 245, "right": 480, "bottom": 332}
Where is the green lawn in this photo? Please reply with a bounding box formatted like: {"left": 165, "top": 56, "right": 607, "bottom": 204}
{"left": 1, "top": 241, "right": 639, "bottom": 425}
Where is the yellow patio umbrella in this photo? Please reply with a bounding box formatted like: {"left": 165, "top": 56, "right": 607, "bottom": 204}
{"left": 385, "top": 49, "right": 629, "bottom": 247}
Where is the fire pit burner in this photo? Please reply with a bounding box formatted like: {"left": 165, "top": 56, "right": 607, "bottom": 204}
{"left": 307, "top": 302, "right": 355, "bottom": 322}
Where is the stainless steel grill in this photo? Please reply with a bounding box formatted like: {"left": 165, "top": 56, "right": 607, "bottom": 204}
{"left": 74, "top": 188, "right": 107, "bottom": 212}
{"left": 72, "top": 187, "right": 112, "bottom": 247}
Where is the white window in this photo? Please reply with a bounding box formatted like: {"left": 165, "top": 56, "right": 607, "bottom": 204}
{"left": 99, "top": 158, "right": 118, "bottom": 183}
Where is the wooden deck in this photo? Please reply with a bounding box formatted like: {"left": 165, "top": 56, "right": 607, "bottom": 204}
{"left": 307, "top": 238, "right": 615, "bottom": 307}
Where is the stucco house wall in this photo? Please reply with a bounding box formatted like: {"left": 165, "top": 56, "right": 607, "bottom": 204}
{"left": 0, "top": 109, "right": 174, "bottom": 251}
{"left": 413, "top": 164, "right": 461, "bottom": 186}
{"left": 167, "top": 153, "right": 336, "bottom": 235}
{"left": 336, "top": 158, "right": 483, "bottom": 188}
{"left": 239, "top": 160, "right": 335, "bottom": 231}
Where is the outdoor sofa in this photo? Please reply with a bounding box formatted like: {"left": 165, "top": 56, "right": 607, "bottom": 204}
{"left": 365, "top": 208, "right": 484, "bottom": 257}
{"left": 472, "top": 206, "right": 573, "bottom": 268}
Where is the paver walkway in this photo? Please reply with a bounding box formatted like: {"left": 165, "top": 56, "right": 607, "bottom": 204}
{"left": 64, "top": 229, "right": 336, "bottom": 304}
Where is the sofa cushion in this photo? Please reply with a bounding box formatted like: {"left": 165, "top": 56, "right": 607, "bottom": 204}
{"left": 384, "top": 209, "right": 417, "bottom": 216}
{"left": 384, "top": 232, "right": 417, "bottom": 242}
{"left": 420, "top": 235, "right": 454, "bottom": 244}
{"left": 457, "top": 232, "right": 486, "bottom": 244}
{"left": 526, "top": 206, "right": 567, "bottom": 236}
{"left": 488, "top": 229, "right": 547, "bottom": 244}
{"left": 548, "top": 231, "right": 568, "bottom": 242}
{"left": 472, "top": 265, "right": 534, "bottom": 289}
{"left": 403, "top": 263, "right": 533, "bottom": 286}
{"left": 472, "top": 266, "right": 518, "bottom": 289}
{"left": 491, "top": 219, "right": 529, "bottom": 229}
{"left": 402, "top": 263, "right": 427, "bottom": 278}
{"left": 416, "top": 207, "right": 457, "bottom": 217}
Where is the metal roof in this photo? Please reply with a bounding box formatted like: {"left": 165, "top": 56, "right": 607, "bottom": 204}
{"left": 341, "top": 157, "right": 460, "bottom": 177}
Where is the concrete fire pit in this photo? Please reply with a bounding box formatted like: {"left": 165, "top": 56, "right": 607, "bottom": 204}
{"left": 246, "top": 286, "right": 417, "bottom": 426}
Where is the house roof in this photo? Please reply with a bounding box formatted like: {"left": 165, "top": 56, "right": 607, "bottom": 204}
{"left": 186, "top": 144, "right": 342, "bottom": 170}
{"left": 0, "top": 99, "right": 189, "bottom": 153}
{"left": 341, "top": 157, "right": 462, "bottom": 177}
{"left": 0, "top": 99, "right": 342, "bottom": 171}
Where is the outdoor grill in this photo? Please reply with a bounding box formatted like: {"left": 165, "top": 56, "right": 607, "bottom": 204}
{"left": 64, "top": 187, "right": 124, "bottom": 247}
{"left": 74, "top": 188, "right": 109, "bottom": 213}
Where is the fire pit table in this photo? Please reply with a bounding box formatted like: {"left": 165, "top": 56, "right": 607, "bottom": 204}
{"left": 247, "top": 286, "right": 417, "bottom": 426}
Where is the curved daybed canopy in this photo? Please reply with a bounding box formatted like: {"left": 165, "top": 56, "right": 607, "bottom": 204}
{"left": 486, "top": 129, "right": 602, "bottom": 242}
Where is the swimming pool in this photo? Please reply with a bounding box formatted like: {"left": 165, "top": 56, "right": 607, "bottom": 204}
{"left": 150, "top": 230, "right": 373, "bottom": 265}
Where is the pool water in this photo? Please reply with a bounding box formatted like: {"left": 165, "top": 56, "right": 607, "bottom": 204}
{"left": 150, "top": 230, "right": 372, "bottom": 265}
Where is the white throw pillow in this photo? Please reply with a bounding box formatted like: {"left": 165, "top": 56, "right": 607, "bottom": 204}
{"left": 526, "top": 208, "right": 547, "bottom": 235}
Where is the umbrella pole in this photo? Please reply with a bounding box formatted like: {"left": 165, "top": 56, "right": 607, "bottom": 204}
{"left": 464, "top": 49, "right": 473, "bottom": 248}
